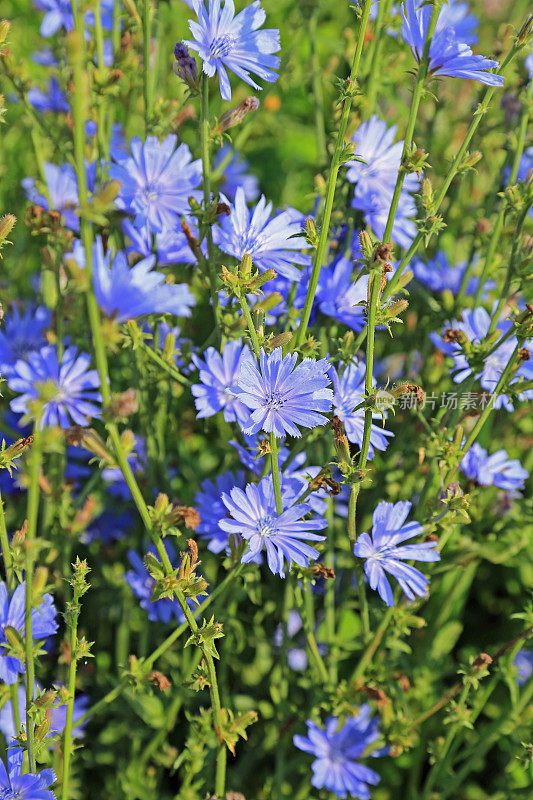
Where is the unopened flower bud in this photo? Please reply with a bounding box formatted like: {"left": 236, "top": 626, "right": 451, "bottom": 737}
{"left": 359, "top": 231, "right": 374, "bottom": 260}
{"left": 0, "top": 213, "right": 15, "bottom": 241}
{"left": 240, "top": 253, "right": 253, "bottom": 279}
{"left": 173, "top": 41, "right": 199, "bottom": 92}
{"left": 213, "top": 96, "right": 259, "bottom": 134}
{"left": 268, "top": 332, "right": 293, "bottom": 350}
{"left": 0, "top": 20, "right": 10, "bottom": 46}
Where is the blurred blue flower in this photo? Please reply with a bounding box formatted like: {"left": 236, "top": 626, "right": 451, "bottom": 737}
{"left": 354, "top": 500, "right": 440, "bottom": 606}
{"left": 22, "top": 162, "right": 80, "bottom": 232}
{"left": 28, "top": 77, "right": 69, "bottom": 114}
{"left": 0, "top": 582, "right": 58, "bottom": 684}
{"left": 401, "top": 0, "right": 503, "bottom": 86}
{"left": 293, "top": 708, "right": 384, "bottom": 799}
{"left": 460, "top": 442, "right": 528, "bottom": 492}
{"left": 431, "top": 308, "right": 532, "bottom": 410}
{"left": 0, "top": 745, "right": 56, "bottom": 800}
{"left": 125, "top": 541, "right": 202, "bottom": 623}
{"left": 274, "top": 609, "right": 326, "bottom": 672}
{"left": 110, "top": 135, "right": 202, "bottom": 233}
{"left": 214, "top": 187, "right": 310, "bottom": 281}
{"left": 34, "top": 0, "right": 114, "bottom": 37}
{"left": 184, "top": 0, "right": 280, "bottom": 101}
{"left": 219, "top": 476, "right": 326, "bottom": 576}
{"left": 0, "top": 683, "right": 89, "bottom": 744}
{"left": 69, "top": 237, "right": 195, "bottom": 321}
{"left": 122, "top": 219, "right": 200, "bottom": 266}
{"left": 235, "top": 349, "right": 333, "bottom": 438}
{"left": 514, "top": 650, "right": 533, "bottom": 685}
{"left": 191, "top": 339, "right": 253, "bottom": 423}
{"left": 8, "top": 345, "right": 101, "bottom": 429}
{"left": 314, "top": 256, "right": 367, "bottom": 331}
{"left": 194, "top": 470, "right": 246, "bottom": 552}
{"left": 214, "top": 145, "right": 259, "bottom": 202}
{"left": 82, "top": 510, "right": 134, "bottom": 544}
{"left": 330, "top": 362, "right": 394, "bottom": 459}
{"left": 0, "top": 305, "right": 51, "bottom": 377}
{"left": 369, "top": 0, "right": 478, "bottom": 45}
{"left": 346, "top": 115, "right": 419, "bottom": 248}
{"left": 411, "top": 251, "right": 486, "bottom": 295}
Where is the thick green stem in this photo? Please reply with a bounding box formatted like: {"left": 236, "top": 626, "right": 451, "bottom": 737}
{"left": 142, "top": 0, "right": 152, "bottom": 133}
{"left": 239, "top": 293, "right": 261, "bottom": 357}
{"left": 200, "top": 74, "right": 221, "bottom": 338}
{"left": 294, "top": 0, "right": 373, "bottom": 348}
{"left": 0, "top": 490, "right": 14, "bottom": 591}
{"left": 61, "top": 608, "right": 79, "bottom": 799}
{"left": 270, "top": 433, "right": 284, "bottom": 516}
{"left": 25, "top": 422, "right": 41, "bottom": 773}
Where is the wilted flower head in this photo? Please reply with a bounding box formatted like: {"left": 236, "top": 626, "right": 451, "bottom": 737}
{"left": 401, "top": 0, "right": 504, "bottom": 86}
{"left": 8, "top": 345, "right": 101, "bottom": 429}
{"left": 460, "top": 442, "right": 528, "bottom": 492}
{"left": 0, "top": 582, "right": 58, "bottom": 684}
{"left": 354, "top": 500, "right": 440, "bottom": 606}
{"left": 110, "top": 135, "right": 202, "bottom": 233}
{"left": 235, "top": 349, "right": 333, "bottom": 439}
{"left": 214, "top": 187, "right": 310, "bottom": 281}
{"left": 0, "top": 305, "right": 51, "bottom": 377}
{"left": 293, "top": 708, "right": 384, "bottom": 799}
{"left": 191, "top": 339, "right": 253, "bottom": 424}
{"left": 219, "top": 476, "right": 326, "bottom": 576}
{"left": 184, "top": 0, "right": 280, "bottom": 101}
{"left": 69, "top": 237, "right": 195, "bottom": 320}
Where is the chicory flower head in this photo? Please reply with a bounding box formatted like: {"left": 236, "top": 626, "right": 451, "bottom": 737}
{"left": 354, "top": 500, "right": 440, "bottom": 606}
{"left": 293, "top": 708, "right": 384, "bottom": 799}
{"left": 191, "top": 339, "right": 253, "bottom": 424}
{"left": 27, "top": 77, "right": 69, "bottom": 114}
{"left": 69, "top": 237, "right": 195, "bottom": 321}
{"left": 219, "top": 476, "right": 326, "bottom": 576}
{"left": 22, "top": 162, "right": 80, "bottom": 232}
{"left": 110, "top": 135, "right": 202, "bottom": 233}
{"left": 0, "top": 582, "right": 58, "bottom": 685}
{"left": 401, "top": 0, "right": 503, "bottom": 86}
{"left": 194, "top": 470, "right": 246, "bottom": 553}
{"left": 8, "top": 345, "right": 101, "bottom": 429}
{"left": 184, "top": 0, "right": 280, "bottom": 101}
{"left": 0, "top": 305, "right": 51, "bottom": 377}
{"left": 460, "top": 442, "right": 528, "bottom": 492}
{"left": 330, "top": 362, "right": 394, "bottom": 459}
{"left": 0, "top": 745, "right": 56, "bottom": 800}
{"left": 214, "top": 187, "right": 310, "bottom": 281}
{"left": 235, "top": 348, "right": 333, "bottom": 439}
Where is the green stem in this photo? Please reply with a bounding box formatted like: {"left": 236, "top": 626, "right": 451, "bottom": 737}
{"left": 325, "top": 500, "right": 338, "bottom": 683}
{"left": 61, "top": 598, "right": 80, "bottom": 799}
{"left": 239, "top": 293, "right": 261, "bottom": 357}
{"left": 0, "top": 489, "right": 14, "bottom": 591}
{"left": 294, "top": 0, "right": 373, "bottom": 349}
{"left": 382, "top": 1, "right": 442, "bottom": 245}
{"left": 293, "top": 581, "right": 330, "bottom": 684}
{"left": 349, "top": 486, "right": 369, "bottom": 639}
{"left": 473, "top": 78, "right": 533, "bottom": 307}
{"left": 134, "top": 337, "right": 190, "bottom": 386}
{"left": 384, "top": 39, "right": 521, "bottom": 300}
{"left": 269, "top": 433, "right": 284, "bottom": 516}
{"left": 25, "top": 422, "right": 41, "bottom": 773}
{"left": 200, "top": 73, "right": 221, "bottom": 338}
{"left": 142, "top": 0, "right": 152, "bottom": 133}
{"left": 350, "top": 605, "right": 395, "bottom": 684}
{"left": 422, "top": 684, "right": 470, "bottom": 798}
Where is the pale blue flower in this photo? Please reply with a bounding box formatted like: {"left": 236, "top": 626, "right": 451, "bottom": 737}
{"left": 460, "top": 442, "right": 528, "bottom": 492}
{"left": 191, "top": 339, "right": 253, "bottom": 423}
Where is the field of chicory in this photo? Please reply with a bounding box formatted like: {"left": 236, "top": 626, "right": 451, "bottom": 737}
{"left": 0, "top": 0, "right": 532, "bottom": 798}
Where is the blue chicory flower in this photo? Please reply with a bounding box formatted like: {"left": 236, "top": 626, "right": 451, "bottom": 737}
{"left": 234, "top": 348, "right": 333, "bottom": 439}
{"left": 8, "top": 345, "right": 101, "bottom": 429}
{"left": 460, "top": 442, "right": 529, "bottom": 492}
{"left": 191, "top": 339, "right": 253, "bottom": 424}
{"left": 68, "top": 237, "right": 195, "bottom": 320}
{"left": 293, "top": 708, "right": 384, "bottom": 799}
{"left": 22, "top": 163, "right": 80, "bottom": 232}
{"left": 213, "top": 187, "right": 310, "bottom": 281}
{"left": 109, "top": 135, "right": 202, "bottom": 233}
{"left": 0, "top": 305, "right": 51, "bottom": 377}
{"left": 219, "top": 476, "right": 326, "bottom": 576}
{"left": 514, "top": 650, "right": 533, "bottom": 685}
{"left": 184, "top": 0, "right": 280, "bottom": 101}
{"left": 214, "top": 145, "right": 259, "bottom": 202}
{"left": 0, "top": 745, "right": 56, "bottom": 800}
{"left": 194, "top": 470, "right": 246, "bottom": 552}
{"left": 0, "top": 684, "right": 89, "bottom": 744}
{"left": 122, "top": 219, "right": 201, "bottom": 266}
{"left": 27, "top": 77, "right": 69, "bottom": 114}
{"left": 354, "top": 500, "right": 440, "bottom": 606}
{"left": 0, "top": 582, "right": 58, "bottom": 685}
{"left": 401, "top": 0, "right": 504, "bottom": 86}
{"left": 330, "top": 362, "right": 394, "bottom": 459}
